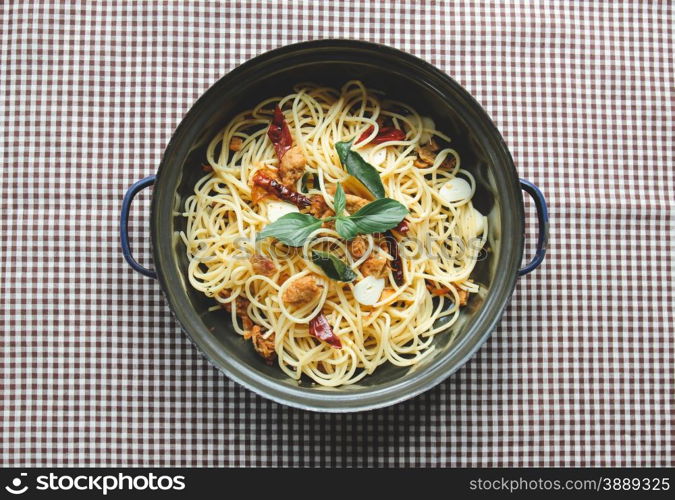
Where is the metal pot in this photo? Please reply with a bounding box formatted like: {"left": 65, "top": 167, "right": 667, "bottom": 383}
{"left": 120, "top": 40, "right": 548, "bottom": 412}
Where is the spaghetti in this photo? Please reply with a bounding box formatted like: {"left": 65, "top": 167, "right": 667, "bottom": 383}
{"left": 180, "top": 80, "right": 487, "bottom": 387}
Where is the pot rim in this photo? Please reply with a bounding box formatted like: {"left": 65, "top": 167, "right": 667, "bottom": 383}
{"left": 150, "top": 39, "right": 524, "bottom": 412}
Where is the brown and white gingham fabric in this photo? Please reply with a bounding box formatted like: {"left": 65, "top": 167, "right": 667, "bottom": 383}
{"left": 0, "top": 1, "right": 672, "bottom": 467}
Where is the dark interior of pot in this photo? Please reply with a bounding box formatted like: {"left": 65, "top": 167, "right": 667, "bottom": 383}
{"left": 153, "top": 42, "right": 522, "bottom": 407}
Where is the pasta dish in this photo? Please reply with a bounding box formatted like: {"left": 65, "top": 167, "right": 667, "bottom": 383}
{"left": 180, "top": 81, "right": 487, "bottom": 387}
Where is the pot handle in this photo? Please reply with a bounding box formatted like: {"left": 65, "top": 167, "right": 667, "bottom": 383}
{"left": 120, "top": 176, "right": 157, "bottom": 279}
{"left": 517, "top": 178, "right": 549, "bottom": 276}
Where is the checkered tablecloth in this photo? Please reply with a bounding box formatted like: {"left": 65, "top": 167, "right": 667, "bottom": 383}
{"left": 1, "top": 0, "right": 672, "bottom": 467}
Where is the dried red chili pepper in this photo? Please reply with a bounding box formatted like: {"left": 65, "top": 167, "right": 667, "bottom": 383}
{"left": 357, "top": 125, "right": 406, "bottom": 145}
{"left": 309, "top": 311, "right": 342, "bottom": 349}
{"left": 394, "top": 219, "right": 410, "bottom": 234}
{"left": 356, "top": 125, "right": 374, "bottom": 144}
{"left": 251, "top": 169, "right": 311, "bottom": 209}
{"left": 384, "top": 230, "right": 404, "bottom": 286}
{"left": 267, "top": 106, "right": 293, "bottom": 159}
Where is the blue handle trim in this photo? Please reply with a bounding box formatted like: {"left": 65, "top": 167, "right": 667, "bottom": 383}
{"left": 518, "top": 179, "right": 549, "bottom": 276}
{"left": 120, "top": 176, "right": 157, "bottom": 279}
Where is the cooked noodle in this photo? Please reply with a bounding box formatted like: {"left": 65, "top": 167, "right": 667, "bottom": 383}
{"left": 180, "top": 80, "right": 487, "bottom": 387}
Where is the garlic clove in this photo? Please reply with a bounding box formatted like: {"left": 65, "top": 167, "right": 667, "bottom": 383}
{"left": 369, "top": 147, "right": 387, "bottom": 165}
{"left": 471, "top": 207, "right": 486, "bottom": 237}
{"left": 419, "top": 116, "right": 435, "bottom": 144}
{"left": 266, "top": 200, "right": 299, "bottom": 222}
{"left": 353, "top": 276, "right": 386, "bottom": 306}
{"left": 439, "top": 177, "right": 472, "bottom": 204}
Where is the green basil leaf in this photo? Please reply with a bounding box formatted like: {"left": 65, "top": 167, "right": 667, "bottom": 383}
{"left": 334, "top": 198, "right": 409, "bottom": 240}
{"left": 334, "top": 184, "right": 346, "bottom": 217}
{"left": 335, "top": 140, "right": 386, "bottom": 199}
{"left": 256, "top": 213, "right": 323, "bottom": 247}
{"left": 347, "top": 198, "right": 408, "bottom": 235}
{"left": 300, "top": 173, "right": 314, "bottom": 193}
{"left": 334, "top": 216, "right": 359, "bottom": 240}
{"left": 311, "top": 250, "right": 356, "bottom": 282}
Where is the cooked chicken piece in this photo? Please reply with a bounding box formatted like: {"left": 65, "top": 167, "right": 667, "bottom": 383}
{"left": 321, "top": 208, "right": 336, "bottom": 229}
{"left": 217, "top": 290, "right": 232, "bottom": 305}
{"left": 241, "top": 315, "right": 253, "bottom": 332}
{"left": 244, "top": 325, "right": 276, "bottom": 365}
{"left": 236, "top": 298, "right": 252, "bottom": 328}
{"left": 279, "top": 145, "right": 306, "bottom": 187}
{"left": 282, "top": 275, "right": 322, "bottom": 305}
{"left": 360, "top": 255, "right": 388, "bottom": 278}
{"left": 250, "top": 254, "right": 276, "bottom": 277}
{"left": 348, "top": 236, "right": 368, "bottom": 259}
{"left": 325, "top": 184, "right": 371, "bottom": 213}
{"left": 308, "top": 194, "right": 329, "bottom": 218}
{"left": 415, "top": 144, "right": 436, "bottom": 166}
{"left": 442, "top": 154, "right": 458, "bottom": 170}
{"left": 229, "top": 136, "right": 243, "bottom": 151}
{"left": 426, "top": 282, "right": 470, "bottom": 306}
{"left": 455, "top": 286, "right": 469, "bottom": 306}
{"left": 379, "top": 288, "right": 397, "bottom": 304}
{"left": 426, "top": 137, "right": 440, "bottom": 152}
{"left": 222, "top": 296, "right": 254, "bottom": 330}
{"left": 416, "top": 139, "right": 456, "bottom": 169}
{"left": 345, "top": 193, "right": 369, "bottom": 213}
